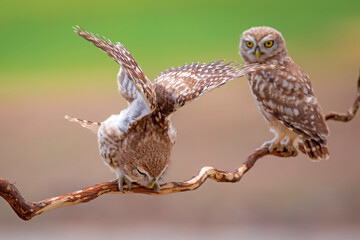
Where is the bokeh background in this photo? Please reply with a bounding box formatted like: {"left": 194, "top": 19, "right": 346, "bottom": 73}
{"left": 0, "top": 0, "right": 359, "bottom": 239}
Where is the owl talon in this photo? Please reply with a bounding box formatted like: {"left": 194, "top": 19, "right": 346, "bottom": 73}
{"left": 272, "top": 144, "right": 284, "bottom": 153}
{"left": 262, "top": 140, "right": 285, "bottom": 153}
{"left": 125, "top": 177, "right": 132, "bottom": 191}
{"left": 262, "top": 141, "right": 280, "bottom": 152}
{"left": 285, "top": 145, "right": 298, "bottom": 156}
{"left": 117, "top": 176, "right": 132, "bottom": 193}
{"left": 262, "top": 140, "right": 298, "bottom": 156}
{"left": 151, "top": 182, "right": 160, "bottom": 192}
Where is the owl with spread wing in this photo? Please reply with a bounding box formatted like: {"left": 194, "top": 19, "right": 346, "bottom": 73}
{"left": 66, "top": 26, "right": 275, "bottom": 192}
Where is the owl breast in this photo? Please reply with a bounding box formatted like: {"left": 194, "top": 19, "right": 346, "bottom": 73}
{"left": 248, "top": 70, "right": 294, "bottom": 133}
{"left": 247, "top": 70, "right": 275, "bottom": 106}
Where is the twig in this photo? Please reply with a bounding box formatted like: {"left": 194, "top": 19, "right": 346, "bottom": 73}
{"left": 325, "top": 73, "right": 360, "bottom": 121}
{"left": 1, "top": 74, "right": 359, "bottom": 221}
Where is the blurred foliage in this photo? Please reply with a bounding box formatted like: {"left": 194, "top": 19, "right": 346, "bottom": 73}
{"left": 0, "top": 0, "right": 359, "bottom": 90}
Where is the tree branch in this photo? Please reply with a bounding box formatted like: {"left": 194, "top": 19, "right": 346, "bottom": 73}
{"left": 1, "top": 74, "right": 359, "bottom": 221}
{"left": 325, "top": 73, "right": 360, "bottom": 121}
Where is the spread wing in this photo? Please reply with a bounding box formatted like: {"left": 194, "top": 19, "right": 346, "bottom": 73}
{"left": 74, "top": 26, "right": 156, "bottom": 111}
{"left": 154, "top": 61, "right": 278, "bottom": 116}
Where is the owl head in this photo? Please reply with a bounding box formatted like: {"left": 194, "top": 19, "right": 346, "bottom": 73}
{"left": 239, "top": 26, "right": 286, "bottom": 64}
{"left": 120, "top": 140, "right": 171, "bottom": 191}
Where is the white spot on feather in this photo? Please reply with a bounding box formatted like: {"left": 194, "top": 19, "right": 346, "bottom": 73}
{"left": 288, "top": 82, "right": 294, "bottom": 90}
{"left": 282, "top": 80, "right": 288, "bottom": 88}
{"left": 280, "top": 105, "right": 284, "bottom": 113}
{"left": 268, "top": 100, "right": 274, "bottom": 108}
{"left": 285, "top": 107, "right": 293, "bottom": 116}
{"left": 259, "top": 83, "right": 265, "bottom": 91}
{"left": 303, "top": 87, "right": 308, "bottom": 95}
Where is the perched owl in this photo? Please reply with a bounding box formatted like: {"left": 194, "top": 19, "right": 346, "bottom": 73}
{"left": 66, "top": 26, "right": 275, "bottom": 192}
{"left": 239, "top": 26, "right": 329, "bottom": 160}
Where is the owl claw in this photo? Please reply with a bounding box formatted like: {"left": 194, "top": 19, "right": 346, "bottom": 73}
{"left": 262, "top": 140, "right": 298, "bottom": 156}
{"left": 285, "top": 145, "right": 298, "bottom": 156}
{"left": 262, "top": 140, "right": 283, "bottom": 152}
{"left": 117, "top": 176, "right": 132, "bottom": 193}
{"left": 151, "top": 182, "right": 160, "bottom": 192}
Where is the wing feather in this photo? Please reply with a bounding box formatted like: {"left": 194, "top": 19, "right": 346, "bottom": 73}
{"left": 154, "top": 61, "right": 278, "bottom": 116}
{"left": 250, "top": 62, "right": 329, "bottom": 143}
{"left": 74, "top": 26, "right": 156, "bottom": 110}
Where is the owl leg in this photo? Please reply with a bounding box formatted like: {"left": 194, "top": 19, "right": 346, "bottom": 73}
{"left": 150, "top": 182, "right": 160, "bottom": 192}
{"left": 262, "top": 131, "right": 286, "bottom": 153}
{"left": 117, "top": 175, "right": 132, "bottom": 193}
{"left": 282, "top": 136, "right": 299, "bottom": 156}
{"left": 114, "top": 168, "right": 132, "bottom": 193}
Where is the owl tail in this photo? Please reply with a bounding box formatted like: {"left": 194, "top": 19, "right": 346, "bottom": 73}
{"left": 303, "top": 139, "right": 330, "bottom": 161}
{"left": 65, "top": 115, "right": 101, "bottom": 134}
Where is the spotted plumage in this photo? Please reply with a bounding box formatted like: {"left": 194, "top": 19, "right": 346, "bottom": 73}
{"left": 154, "top": 61, "right": 271, "bottom": 115}
{"left": 239, "top": 26, "right": 329, "bottom": 160}
{"left": 67, "top": 26, "right": 277, "bottom": 192}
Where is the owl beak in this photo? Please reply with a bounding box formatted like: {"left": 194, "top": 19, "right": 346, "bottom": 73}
{"left": 255, "top": 48, "right": 261, "bottom": 60}
{"left": 149, "top": 180, "right": 160, "bottom": 192}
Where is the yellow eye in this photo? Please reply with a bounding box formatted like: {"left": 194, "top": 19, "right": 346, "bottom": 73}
{"left": 246, "top": 41, "right": 253, "bottom": 48}
{"left": 264, "top": 40, "right": 274, "bottom": 48}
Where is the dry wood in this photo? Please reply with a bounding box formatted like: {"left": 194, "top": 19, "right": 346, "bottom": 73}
{"left": 1, "top": 74, "right": 359, "bottom": 221}
{"left": 325, "top": 73, "right": 360, "bottom": 121}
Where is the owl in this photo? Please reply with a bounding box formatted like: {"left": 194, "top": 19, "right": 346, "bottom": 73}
{"left": 66, "top": 26, "right": 275, "bottom": 192}
{"left": 239, "top": 26, "right": 329, "bottom": 160}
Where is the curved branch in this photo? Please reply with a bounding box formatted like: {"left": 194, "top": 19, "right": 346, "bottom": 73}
{"left": 325, "top": 73, "right": 360, "bottom": 121}
{"left": 1, "top": 73, "right": 359, "bottom": 221}
{"left": 0, "top": 147, "right": 294, "bottom": 221}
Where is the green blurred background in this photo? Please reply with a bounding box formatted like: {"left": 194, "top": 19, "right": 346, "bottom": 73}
{"left": 0, "top": 0, "right": 359, "bottom": 239}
